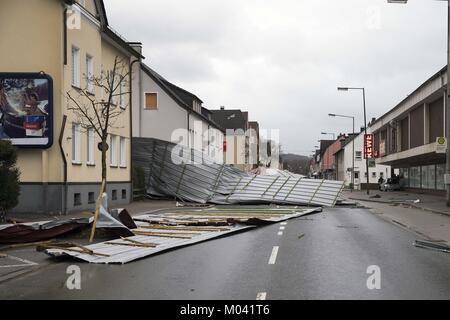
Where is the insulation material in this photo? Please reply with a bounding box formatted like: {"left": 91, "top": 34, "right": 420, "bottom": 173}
{"left": 0, "top": 218, "right": 92, "bottom": 244}
{"left": 132, "top": 138, "right": 344, "bottom": 207}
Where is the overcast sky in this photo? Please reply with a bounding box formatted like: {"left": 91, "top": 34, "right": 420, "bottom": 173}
{"left": 107, "top": 0, "right": 446, "bottom": 156}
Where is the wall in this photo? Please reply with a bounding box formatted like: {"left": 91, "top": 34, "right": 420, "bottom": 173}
{"left": 341, "top": 130, "right": 392, "bottom": 189}
{"left": 136, "top": 68, "right": 188, "bottom": 144}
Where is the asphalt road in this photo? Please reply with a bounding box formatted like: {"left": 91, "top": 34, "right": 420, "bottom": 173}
{"left": 1, "top": 206, "right": 450, "bottom": 300}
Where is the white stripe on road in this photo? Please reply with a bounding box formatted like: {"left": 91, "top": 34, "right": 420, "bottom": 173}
{"left": 279, "top": 226, "right": 285, "bottom": 230}
{"left": 0, "top": 255, "right": 38, "bottom": 268}
{"left": 268, "top": 246, "right": 279, "bottom": 265}
{"left": 280, "top": 222, "right": 287, "bottom": 226}
{"left": 256, "top": 292, "right": 267, "bottom": 300}
{"left": 277, "top": 231, "right": 283, "bottom": 236}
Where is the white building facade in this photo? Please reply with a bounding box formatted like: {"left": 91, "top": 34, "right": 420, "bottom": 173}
{"left": 336, "top": 129, "right": 395, "bottom": 190}
{"left": 131, "top": 61, "right": 224, "bottom": 163}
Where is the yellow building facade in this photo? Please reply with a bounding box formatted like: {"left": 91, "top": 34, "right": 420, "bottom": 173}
{"left": 0, "top": 0, "right": 142, "bottom": 213}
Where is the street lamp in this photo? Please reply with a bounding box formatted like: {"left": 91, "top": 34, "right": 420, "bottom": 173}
{"left": 321, "top": 132, "right": 336, "bottom": 140}
{"left": 329, "top": 113, "right": 355, "bottom": 192}
{"left": 337, "top": 86, "right": 370, "bottom": 195}
{"left": 387, "top": 0, "right": 450, "bottom": 206}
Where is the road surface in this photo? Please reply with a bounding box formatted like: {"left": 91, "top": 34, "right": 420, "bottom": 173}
{"left": 1, "top": 206, "right": 449, "bottom": 299}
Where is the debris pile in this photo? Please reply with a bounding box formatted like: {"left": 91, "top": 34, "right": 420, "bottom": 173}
{"left": 44, "top": 206, "right": 322, "bottom": 264}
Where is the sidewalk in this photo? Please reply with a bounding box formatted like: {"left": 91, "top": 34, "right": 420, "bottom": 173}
{"left": 343, "top": 190, "right": 450, "bottom": 217}
{"left": 342, "top": 190, "right": 450, "bottom": 245}
{"left": 3, "top": 199, "right": 180, "bottom": 224}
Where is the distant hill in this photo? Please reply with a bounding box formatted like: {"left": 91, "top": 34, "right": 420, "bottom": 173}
{"left": 280, "top": 153, "right": 311, "bottom": 175}
{"left": 280, "top": 153, "right": 310, "bottom": 162}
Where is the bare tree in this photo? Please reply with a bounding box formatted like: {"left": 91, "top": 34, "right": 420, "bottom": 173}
{"left": 66, "top": 56, "right": 130, "bottom": 183}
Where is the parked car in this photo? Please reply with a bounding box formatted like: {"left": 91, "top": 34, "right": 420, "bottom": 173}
{"left": 380, "top": 178, "right": 401, "bottom": 191}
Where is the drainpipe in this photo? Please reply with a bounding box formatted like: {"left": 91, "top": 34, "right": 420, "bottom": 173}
{"left": 59, "top": 115, "right": 68, "bottom": 215}
{"left": 129, "top": 58, "right": 141, "bottom": 199}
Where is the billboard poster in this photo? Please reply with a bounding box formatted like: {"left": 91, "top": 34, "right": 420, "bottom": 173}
{"left": 0, "top": 73, "right": 53, "bottom": 148}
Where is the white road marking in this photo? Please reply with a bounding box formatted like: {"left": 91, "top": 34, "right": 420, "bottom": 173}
{"left": 278, "top": 231, "right": 283, "bottom": 236}
{"left": 280, "top": 222, "right": 287, "bottom": 226}
{"left": 268, "top": 246, "right": 279, "bottom": 265}
{"left": 279, "top": 226, "right": 285, "bottom": 230}
{"left": 256, "top": 292, "right": 267, "bottom": 300}
{"left": 0, "top": 255, "right": 38, "bottom": 268}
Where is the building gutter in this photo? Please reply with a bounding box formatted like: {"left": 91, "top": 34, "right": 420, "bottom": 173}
{"left": 129, "top": 59, "right": 141, "bottom": 194}
{"left": 59, "top": 115, "right": 68, "bottom": 215}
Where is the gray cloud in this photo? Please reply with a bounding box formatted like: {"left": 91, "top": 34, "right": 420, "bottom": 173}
{"left": 107, "top": 0, "right": 447, "bottom": 156}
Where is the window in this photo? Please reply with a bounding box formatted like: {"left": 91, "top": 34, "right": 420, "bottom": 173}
{"left": 119, "top": 82, "right": 126, "bottom": 109}
{"left": 364, "top": 172, "right": 368, "bottom": 178}
{"left": 145, "top": 92, "right": 157, "bottom": 110}
{"left": 409, "top": 166, "right": 420, "bottom": 188}
{"left": 121, "top": 189, "right": 127, "bottom": 199}
{"left": 88, "top": 192, "right": 95, "bottom": 204}
{"left": 437, "top": 164, "right": 445, "bottom": 190}
{"left": 355, "top": 151, "right": 362, "bottom": 161}
{"left": 380, "top": 172, "right": 384, "bottom": 177}
{"left": 110, "top": 134, "right": 117, "bottom": 166}
{"left": 72, "top": 123, "right": 81, "bottom": 163}
{"left": 86, "top": 54, "right": 94, "bottom": 93}
{"left": 112, "top": 189, "right": 117, "bottom": 201}
{"left": 421, "top": 165, "right": 436, "bottom": 190}
{"left": 71, "top": 46, "right": 80, "bottom": 87}
{"left": 74, "top": 193, "right": 81, "bottom": 206}
{"left": 87, "top": 127, "right": 94, "bottom": 165}
{"left": 372, "top": 172, "right": 376, "bottom": 178}
{"left": 354, "top": 172, "right": 359, "bottom": 179}
{"left": 119, "top": 137, "right": 126, "bottom": 167}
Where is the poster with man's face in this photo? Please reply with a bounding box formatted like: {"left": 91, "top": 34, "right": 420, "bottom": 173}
{"left": 0, "top": 73, "right": 53, "bottom": 148}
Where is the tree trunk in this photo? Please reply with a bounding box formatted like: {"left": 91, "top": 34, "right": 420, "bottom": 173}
{"left": 101, "top": 136, "right": 107, "bottom": 184}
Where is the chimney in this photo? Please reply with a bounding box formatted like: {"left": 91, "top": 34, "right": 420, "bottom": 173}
{"left": 128, "top": 42, "right": 143, "bottom": 55}
{"left": 220, "top": 106, "right": 225, "bottom": 110}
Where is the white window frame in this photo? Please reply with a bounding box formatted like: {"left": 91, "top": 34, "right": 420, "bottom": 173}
{"left": 110, "top": 134, "right": 118, "bottom": 167}
{"left": 87, "top": 127, "right": 95, "bottom": 165}
{"left": 86, "top": 54, "right": 94, "bottom": 94}
{"left": 119, "top": 137, "right": 127, "bottom": 168}
{"left": 71, "top": 46, "right": 80, "bottom": 88}
{"left": 72, "top": 123, "right": 81, "bottom": 164}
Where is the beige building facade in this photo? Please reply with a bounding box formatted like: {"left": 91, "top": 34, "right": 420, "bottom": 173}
{"left": 0, "top": 0, "right": 142, "bottom": 213}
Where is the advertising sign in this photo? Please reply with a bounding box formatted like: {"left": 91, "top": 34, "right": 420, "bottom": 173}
{"left": 0, "top": 73, "right": 53, "bottom": 148}
{"left": 364, "top": 134, "right": 374, "bottom": 159}
{"left": 436, "top": 136, "right": 447, "bottom": 154}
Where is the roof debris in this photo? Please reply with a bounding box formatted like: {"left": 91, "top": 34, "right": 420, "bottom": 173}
{"left": 44, "top": 206, "right": 321, "bottom": 264}
{"left": 133, "top": 138, "right": 344, "bottom": 207}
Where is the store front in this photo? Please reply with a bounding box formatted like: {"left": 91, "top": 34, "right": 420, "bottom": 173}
{"left": 398, "top": 163, "right": 445, "bottom": 192}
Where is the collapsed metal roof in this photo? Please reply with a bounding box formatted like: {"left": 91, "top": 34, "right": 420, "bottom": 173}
{"left": 132, "top": 138, "right": 344, "bottom": 207}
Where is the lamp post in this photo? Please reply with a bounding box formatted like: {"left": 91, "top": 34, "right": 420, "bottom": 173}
{"left": 329, "top": 113, "right": 355, "bottom": 192}
{"left": 387, "top": 0, "right": 450, "bottom": 204}
{"left": 338, "top": 86, "right": 370, "bottom": 195}
{"left": 321, "top": 132, "right": 336, "bottom": 140}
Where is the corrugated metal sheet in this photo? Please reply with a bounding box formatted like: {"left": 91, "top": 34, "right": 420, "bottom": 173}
{"left": 133, "top": 138, "right": 344, "bottom": 207}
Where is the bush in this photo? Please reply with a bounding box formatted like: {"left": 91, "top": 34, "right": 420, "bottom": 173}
{"left": 0, "top": 140, "right": 20, "bottom": 221}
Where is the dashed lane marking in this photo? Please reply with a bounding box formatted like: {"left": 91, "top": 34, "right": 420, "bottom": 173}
{"left": 268, "top": 246, "right": 279, "bottom": 265}
{"left": 256, "top": 292, "right": 267, "bottom": 300}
